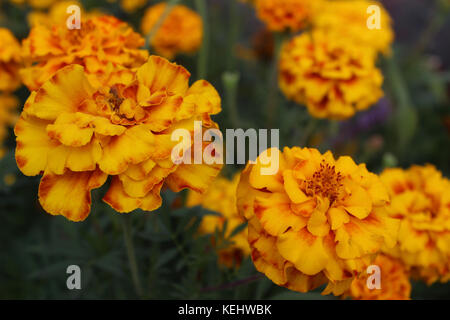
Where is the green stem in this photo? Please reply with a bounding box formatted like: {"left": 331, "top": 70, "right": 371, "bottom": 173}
{"left": 222, "top": 71, "right": 241, "bottom": 128}
{"left": 195, "top": 0, "right": 209, "bottom": 79}
{"left": 145, "top": 0, "right": 181, "bottom": 50}
{"left": 227, "top": 0, "right": 240, "bottom": 71}
{"left": 121, "top": 215, "right": 143, "bottom": 298}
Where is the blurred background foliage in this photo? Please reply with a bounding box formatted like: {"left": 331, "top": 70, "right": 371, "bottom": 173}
{"left": 0, "top": 0, "right": 449, "bottom": 299}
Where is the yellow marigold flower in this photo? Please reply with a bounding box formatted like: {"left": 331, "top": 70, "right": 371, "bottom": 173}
{"left": 348, "top": 254, "right": 411, "bottom": 300}
{"left": 279, "top": 30, "right": 384, "bottom": 120}
{"left": 187, "top": 175, "right": 250, "bottom": 268}
{"left": 15, "top": 55, "right": 222, "bottom": 222}
{"left": 236, "top": 147, "right": 399, "bottom": 295}
{"left": 20, "top": 15, "right": 149, "bottom": 91}
{"left": 254, "top": 0, "right": 323, "bottom": 32}
{"left": 380, "top": 165, "right": 450, "bottom": 284}
{"left": 9, "top": 0, "right": 57, "bottom": 8}
{"left": 141, "top": 3, "right": 203, "bottom": 60}
{"left": 0, "top": 28, "right": 22, "bottom": 92}
{"left": 313, "top": 0, "right": 394, "bottom": 55}
{"left": 0, "top": 94, "right": 18, "bottom": 159}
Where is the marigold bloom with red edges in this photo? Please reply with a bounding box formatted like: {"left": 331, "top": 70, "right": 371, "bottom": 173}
{"left": 141, "top": 3, "right": 203, "bottom": 60}
{"left": 279, "top": 30, "right": 384, "bottom": 120}
{"left": 313, "top": 0, "right": 394, "bottom": 55}
{"left": 348, "top": 254, "right": 411, "bottom": 300}
{"left": 20, "top": 15, "right": 149, "bottom": 91}
{"left": 0, "top": 28, "right": 22, "bottom": 92}
{"left": 380, "top": 165, "right": 450, "bottom": 284}
{"left": 14, "top": 55, "right": 222, "bottom": 222}
{"left": 254, "top": 0, "right": 323, "bottom": 32}
{"left": 0, "top": 94, "right": 19, "bottom": 159}
{"left": 187, "top": 174, "right": 251, "bottom": 268}
{"left": 236, "top": 147, "right": 399, "bottom": 295}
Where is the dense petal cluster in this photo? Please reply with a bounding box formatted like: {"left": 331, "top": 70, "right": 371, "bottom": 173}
{"left": 20, "top": 15, "right": 148, "bottom": 91}
{"left": 0, "top": 94, "right": 18, "bottom": 159}
{"left": 187, "top": 175, "right": 250, "bottom": 268}
{"left": 0, "top": 28, "right": 22, "bottom": 92}
{"left": 348, "top": 254, "right": 411, "bottom": 300}
{"left": 141, "top": 3, "right": 203, "bottom": 60}
{"left": 313, "top": 0, "right": 394, "bottom": 55}
{"left": 380, "top": 165, "right": 450, "bottom": 284}
{"left": 254, "top": 0, "right": 323, "bottom": 32}
{"left": 237, "top": 147, "right": 399, "bottom": 295}
{"left": 279, "top": 30, "right": 384, "bottom": 120}
{"left": 15, "top": 56, "right": 222, "bottom": 221}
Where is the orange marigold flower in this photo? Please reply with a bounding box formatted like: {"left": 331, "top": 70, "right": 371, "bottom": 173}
{"left": 313, "top": 0, "right": 394, "bottom": 55}
{"left": 141, "top": 3, "right": 203, "bottom": 60}
{"left": 380, "top": 165, "right": 450, "bottom": 284}
{"left": 279, "top": 30, "right": 384, "bottom": 120}
{"left": 187, "top": 174, "right": 250, "bottom": 268}
{"left": 20, "top": 15, "right": 149, "bottom": 91}
{"left": 254, "top": 0, "right": 323, "bottom": 32}
{"left": 348, "top": 254, "right": 411, "bottom": 300}
{"left": 15, "top": 55, "right": 222, "bottom": 222}
{"left": 237, "top": 147, "right": 399, "bottom": 295}
{"left": 0, "top": 94, "right": 19, "bottom": 159}
{"left": 0, "top": 28, "right": 22, "bottom": 92}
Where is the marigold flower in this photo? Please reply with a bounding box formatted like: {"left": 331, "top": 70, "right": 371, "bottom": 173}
{"left": 380, "top": 165, "right": 450, "bottom": 284}
{"left": 0, "top": 28, "right": 22, "bottom": 92}
{"left": 187, "top": 175, "right": 250, "bottom": 268}
{"left": 254, "top": 0, "right": 323, "bottom": 32}
{"left": 0, "top": 94, "right": 18, "bottom": 158}
{"left": 20, "top": 15, "right": 149, "bottom": 91}
{"left": 279, "top": 30, "right": 384, "bottom": 120}
{"left": 348, "top": 254, "right": 411, "bottom": 300}
{"left": 141, "top": 3, "right": 203, "bottom": 60}
{"left": 120, "top": 0, "right": 146, "bottom": 13}
{"left": 237, "top": 147, "right": 399, "bottom": 295}
{"left": 15, "top": 55, "right": 222, "bottom": 222}
{"left": 313, "top": 0, "right": 394, "bottom": 55}
{"left": 9, "top": 0, "right": 57, "bottom": 9}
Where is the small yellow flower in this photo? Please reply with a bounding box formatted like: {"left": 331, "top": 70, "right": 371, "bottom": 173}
{"left": 0, "top": 28, "right": 22, "bottom": 92}
{"left": 279, "top": 30, "right": 384, "bottom": 120}
{"left": 141, "top": 3, "right": 203, "bottom": 60}
{"left": 237, "top": 147, "right": 399, "bottom": 295}
{"left": 0, "top": 94, "right": 18, "bottom": 159}
{"left": 254, "top": 0, "right": 323, "bottom": 32}
{"left": 21, "top": 15, "right": 149, "bottom": 91}
{"left": 314, "top": 0, "right": 394, "bottom": 55}
{"left": 348, "top": 254, "right": 411, "bottom": 300}
{"left": 120, "top": 0, "right": 147, "bottom": 13}
{"left": 15, "top": 56, "right": 222, "bottom": 222}
{"left": 187, "top": 175, "right": 250, "bottom": 268}
{"left": 380, "top": 165, "right": 450, "bottom": 284}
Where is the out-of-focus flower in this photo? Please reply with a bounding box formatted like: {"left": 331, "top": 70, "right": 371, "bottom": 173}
{"left": 348, "top": 254, "right": 411, "bottom": 300}
{"left": 380, "top": 165, "right": 450, "bottom": 284}
{"left": 28, "top": 1, "right": 102, "bottom": 28}
{"left": 9, "top": 0, "right": 57, "bottom": 8}
{"left": 253, "top": 0, "right": 323, "bottom": 32}
{"left": 20, "top": 15, "right": 149, "bottom": 91}
{"left": 3, "top": 173, "right": 17, "bottom": 186}
{"left": 0, "top": 28, "right": 22, "bottom": 92}
{"left": 15, "top": 56, "right": 222, "bottom": 222}
{"left": 120, "top": 0, "right": 146, "bottom": 13}
{"left": 314, "top": 0, "right": 394, "bottom": 55}
{"left": 0, "top": 94, "right": 18, "bottom": 159}
{"left": 187, "top": 174, "right": 250, "bottom": 268}
{"left": 237, "top": 147, "right": 399, "bottom": 295}
{"left": 141, "top": 3, "right": 203, "bottom": 60}
{"left": 279, "top": 30, "right": 384, "bottom": 120}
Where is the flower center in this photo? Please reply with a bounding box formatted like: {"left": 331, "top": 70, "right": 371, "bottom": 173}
{"left": 304, "top": 160, "right": 343, "bottom": 203}
{"left": 108, "top": 87, "right": 124, "bottom": 114}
